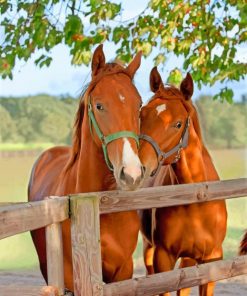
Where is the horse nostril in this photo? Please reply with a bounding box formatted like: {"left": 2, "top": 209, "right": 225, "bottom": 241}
{"left": 141, "top": 166, "right": 146, "bottom": 178}
{"left": 120, "top": 167, "right": 135, "bottom": 185}
{"left": 120, "top": 167, "right": 125, "bottom": 181}
{"left": 119, "top": 166, "right": 145, "bottom": 188}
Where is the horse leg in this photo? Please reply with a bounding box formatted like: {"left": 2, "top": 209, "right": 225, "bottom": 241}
{"left": 177, "top": 257, "right": 197, "bottom": 296}
{"left": 112, "top": 256, "right": 134, "bottom": 282}
{"left": 102, "top": 256, "right": 134, "bottom": 283}
{"left": 30, "top": 228, "right": 47, "bottom": 283}
{"left": 153, "top": 245, "right": 176, "bottom": 296}
{"left": 143, "top": 236, "right": 155, "bottom": 275}
{"left": 61, "top": 220, "right": 74, "bottom": 292}
{"left": 199, "top": 247, "right": 223, "bottom": 296}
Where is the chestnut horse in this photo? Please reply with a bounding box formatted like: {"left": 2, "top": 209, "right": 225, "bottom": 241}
{"left": 28, "top": 45, "right": 146, "bottom": 291}
{"left": 139, "top": 67, "right": 227, "bottom": 296}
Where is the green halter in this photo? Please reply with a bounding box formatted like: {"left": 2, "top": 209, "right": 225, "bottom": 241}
{"left": 87, "top": 97, "right": 140, "bottom": 171}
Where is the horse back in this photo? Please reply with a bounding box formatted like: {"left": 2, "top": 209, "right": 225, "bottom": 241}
{"left": 28, "top": 146, "right": 70, "bottom": 202}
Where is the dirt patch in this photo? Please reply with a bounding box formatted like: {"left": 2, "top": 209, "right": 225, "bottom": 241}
{"left": 0, "top": 269, "right": 46, "bottom": 286}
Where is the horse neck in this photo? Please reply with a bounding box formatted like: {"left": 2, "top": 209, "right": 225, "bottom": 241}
{"left": 173, "top": 112, "right": 219, "bottom": 184}
{"left": 65, "top": 114, "right": 115, "bottom": 194}
{"left": 79, "top": 115, "right": 116, "bottom": 192}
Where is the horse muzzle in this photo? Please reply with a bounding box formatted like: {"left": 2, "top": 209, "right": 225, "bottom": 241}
{"left": 118, "top": 165, "right": 146, "bottom": 190}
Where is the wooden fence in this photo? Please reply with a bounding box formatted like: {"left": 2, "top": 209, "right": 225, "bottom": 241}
{"left": 0, "top": 178, "right": 247, "bottom": 295}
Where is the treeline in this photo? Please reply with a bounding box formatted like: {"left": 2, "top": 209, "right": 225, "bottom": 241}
{"left": 195, "top": 96, "right": 246, "bottom": 149}
{"left": 0, "top": 95, "right": 78, "bottom": 144}
{"left": 0, "top": 94, "right": 246, "bottom": 149}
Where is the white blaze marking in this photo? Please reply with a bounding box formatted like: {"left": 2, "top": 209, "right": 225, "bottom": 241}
{"left": 122, "top": 138, "right": 142, "bottom": 181}
{"left": 119, "top": 94, "right": 125, "bottom": 102}
{"left": 156, "top": 104, "right": 167, "bottom": 115}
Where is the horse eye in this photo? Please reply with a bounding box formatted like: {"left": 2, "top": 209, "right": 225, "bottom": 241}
{"left": 96, "top": 103, "right": 104, "bottom": 111}
{"left": 175, "top": 121, "right": 182, "bottom": 129}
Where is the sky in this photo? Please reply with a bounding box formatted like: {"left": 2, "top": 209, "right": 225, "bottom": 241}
{"left": 1, "top": 1, "right": 246, "bottom": 103}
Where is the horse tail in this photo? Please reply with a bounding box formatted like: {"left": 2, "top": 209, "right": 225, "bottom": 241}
{"left": 139, "top": 209, "right": 153, "bottom": 245}
{"left": 239, "top": 231, "right": 247, "bottom": 255}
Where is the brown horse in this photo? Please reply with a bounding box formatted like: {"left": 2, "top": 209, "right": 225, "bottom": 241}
{"left": 139, "top": 67, "right": 227, "bottom": 296}
{"left": 28, "top": 45, "right": 146, "bottom": 291}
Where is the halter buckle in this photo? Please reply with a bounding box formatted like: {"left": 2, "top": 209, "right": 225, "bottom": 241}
{"left": 158, "top": 154, "right": 164, "bottom": 163}
{"left": 101, "top": 136, "right": 106, "bottom": 145}
{"left": 173, "top": 147, "right": 182, "bottom": 163}
{"left": 187, "top": 117, "right": 191, "bottom": 127}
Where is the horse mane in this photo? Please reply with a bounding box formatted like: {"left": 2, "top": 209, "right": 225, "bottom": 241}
{"left": 63, "top": 85, "right": 88, "bottom": 173}
{"left": 183, "top": 99, "right": 203, "bottom": 141}
{"left": 63, "top": 63, "right": 131, "bottom": 173}
{"left": 151, "top": 84, "right": 203, "bottom": 141}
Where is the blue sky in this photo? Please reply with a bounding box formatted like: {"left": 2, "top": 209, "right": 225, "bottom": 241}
{"left": 1, "top": 1, "right": 246, "bottom": 102}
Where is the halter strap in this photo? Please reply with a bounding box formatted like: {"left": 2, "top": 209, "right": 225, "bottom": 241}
{"left": 139, "top": 117, "right": 190, "bottom": 176}
{"left": 88, "top": 97, "right": 139, "bottom": 171}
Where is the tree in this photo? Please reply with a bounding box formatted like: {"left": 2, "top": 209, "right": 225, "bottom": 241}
{"left": 1, "top": 0, "right": 246, "bottom": 102}
{"left": 195, "top": 95, "right": 246, "bottom": 148}
{"left": 0, "top": 104, "right": 18, "bottom": 142}
{"left": 0, "top": 95, "right": 77, "bottom": 144}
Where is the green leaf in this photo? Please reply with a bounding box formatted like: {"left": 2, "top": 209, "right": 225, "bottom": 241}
{"left": 137, "top": 41, "right": 152, "bottom": 56}
{"left": 46, "top": 29, "right": 57, "bottom": 47}
{"left": 1, "top": 1, "right": 11, "bottom": 14}
{"left": 72, "top": 49, "right": 91, "bottom": 65}
{"left": 113, "top": 26, "right": 130, "bottom": 43}
{"left": 213, "top": 88, "right": 233, "bottom": 104}
{"left": 65, "top": 15, "right": 83, "bottom": 45}
{"left": 154, "top": 53, "right": 166, "bottom": 66}
{"left": 33, "top": 22, "right": 47, "bottom": 48}
{"left": 167, "top": 68, "right": 183, "bottom": 86}
{"left": 34, "top": 55, "right": 52, "bottom": 68}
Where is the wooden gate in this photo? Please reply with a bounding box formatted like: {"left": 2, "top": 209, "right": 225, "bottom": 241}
{"left": 0, "top": 178, "right": 246, "bottom": 295}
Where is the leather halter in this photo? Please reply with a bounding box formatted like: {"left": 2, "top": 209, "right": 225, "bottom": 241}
{"left": 139, "top": 117, "right": 190, "bottom": 176}
{"left": 87, "top": 68, "right": 140, "bottom": 171}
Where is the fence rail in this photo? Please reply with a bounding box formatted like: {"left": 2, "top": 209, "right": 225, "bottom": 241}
{"left": 0, "top": 196, "right": 68, "bottom": 240}
{"left": 70, "top": 178, "right": 247, "bottom": 213}
{"left": 0, "top": 178, "right": 246, "bottom": 296}
{"left": 103, "top": 255, "right": 247, "bottom": 296}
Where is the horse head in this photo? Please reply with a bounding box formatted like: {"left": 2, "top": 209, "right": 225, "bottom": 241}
{"left": 71, "top": 45, "right": 146, "bottom": 190}
{"left": 140, "top": 66, "right": 194, "bottom": 178}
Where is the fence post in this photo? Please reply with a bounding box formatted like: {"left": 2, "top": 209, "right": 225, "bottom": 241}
{"left": 70, "top": 195, "right": 103, "bottom": 296}
{"left": 46, "top": 222, "right": 64, "bottom": 295}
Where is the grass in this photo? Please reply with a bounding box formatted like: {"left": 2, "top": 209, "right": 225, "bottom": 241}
{"left": 0, "top": 148, "right": 246, "bottom": 270}
{"left": 210, "top": 149, "right": 247, "bottom": 180}
{"left": 0, "top": 142, "right": 54, "bottom": 151}
{"left": 0, "top": 155, "right": 40, "bottom": 270}
{"left": 210, "top": 149, "right": 247, "bottom": 259}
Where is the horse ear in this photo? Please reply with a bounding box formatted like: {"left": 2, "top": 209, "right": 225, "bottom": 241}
{"left": 126, "top": 51, "right": 142, "bottom": 79}
{"left": 150, "top": 66, "right": 163, "bottom": 93}
{"left": 91, "top": 44, "right": 105, "bottom": 77}
{"left": 180, "top": 73, "right": 194, "bottom": 100}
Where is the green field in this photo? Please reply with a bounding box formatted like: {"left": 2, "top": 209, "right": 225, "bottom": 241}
{"left": 0, "top": 142, "right": 54, "bottom": 151}
{"left": 0, "top": 149, "right": 246, "bottom": 270}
